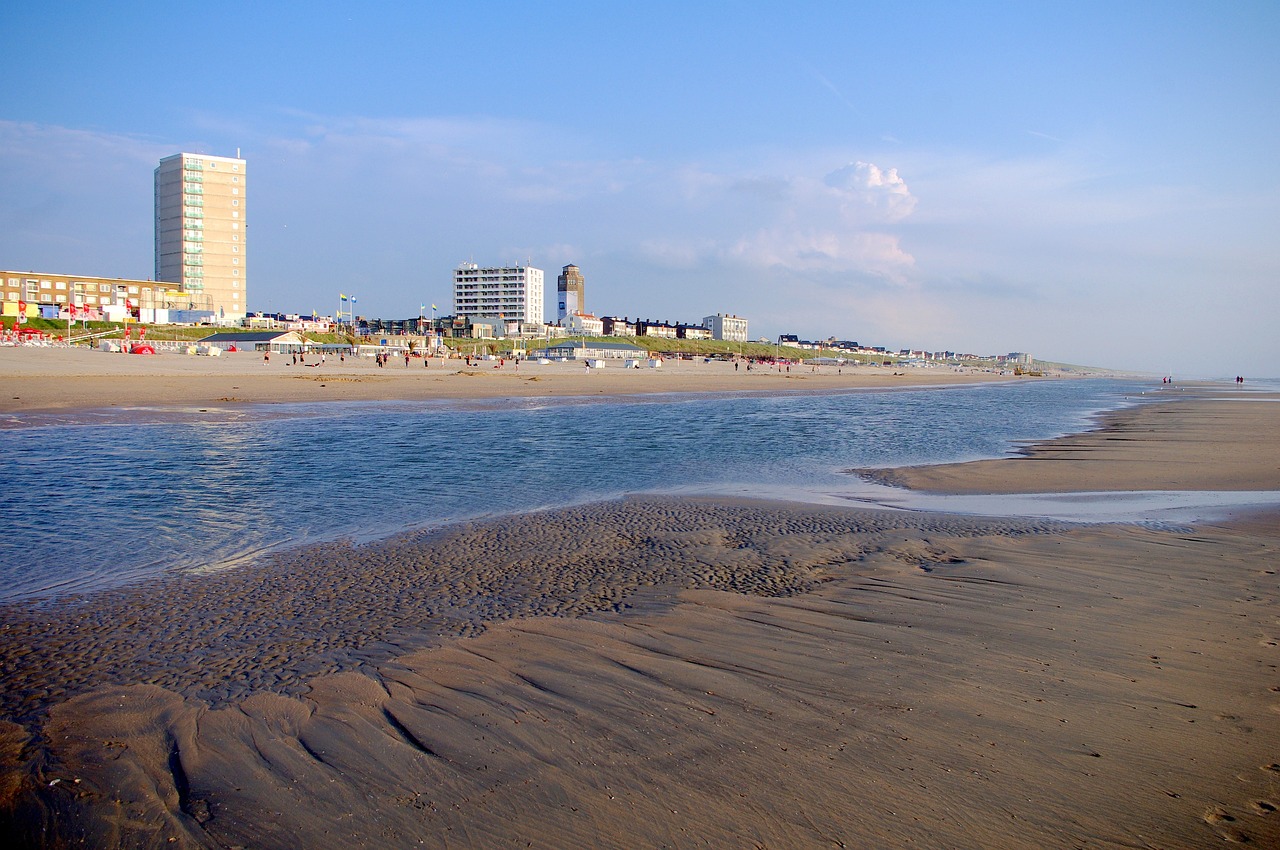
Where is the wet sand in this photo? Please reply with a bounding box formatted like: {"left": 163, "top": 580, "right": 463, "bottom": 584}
{"left": 1, "top": 384, "right": 1277, "bottom": 848}
{"left": 0, "top": 345, "right": 1023, "bottom": 415}
{"left": 860, "top": 386, "right": 1280, "bottom": 493}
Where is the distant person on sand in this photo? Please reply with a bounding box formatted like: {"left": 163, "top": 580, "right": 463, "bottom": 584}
{"left": 264, "top": 351, "right": 269, "bottom": 365}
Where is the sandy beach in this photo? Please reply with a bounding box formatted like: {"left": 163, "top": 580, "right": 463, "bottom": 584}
{"left": 0, "top": 345, "right": 1022, "bottom": 415}
{"left": 0, "top": 363, "right": 1276, "bottom": 848}
{"left": 860, "top": 386, "right": 1280, "bottom": 493}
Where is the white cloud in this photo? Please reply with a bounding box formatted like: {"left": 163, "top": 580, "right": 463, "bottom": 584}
{"left": 728, "top": 228, "right": 915, "bottom": 282}
{"left": 618, "top": 159, "right": 920, "bottom": 281}
{"left": 823, "top": 161, "right": 917, "bottom": 222}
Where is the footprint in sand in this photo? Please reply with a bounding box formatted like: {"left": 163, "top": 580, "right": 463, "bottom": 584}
{"left": 1204, "top": 807, "right": 1251, "bottom": 843}
{"left": 1205, "top": 807, "right": 1235, "bottom": 825}
{"left": 1250, "top": 800, "right": 1276, "bottom": 816}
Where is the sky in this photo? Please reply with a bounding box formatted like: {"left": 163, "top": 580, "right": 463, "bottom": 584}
{"left": 1, "top": 1, "right": 1277, "bottom": 377}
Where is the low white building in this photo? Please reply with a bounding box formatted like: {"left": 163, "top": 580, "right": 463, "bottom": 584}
{"left": 562, "top": 312, "right": 604, "bottom": 336}
{"left": 703, "top": 313, "right": 749, "bottom": 342}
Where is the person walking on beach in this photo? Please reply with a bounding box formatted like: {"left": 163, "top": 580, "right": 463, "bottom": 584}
{"left": 264, "top": 351, "right": 270, "bottom": 365}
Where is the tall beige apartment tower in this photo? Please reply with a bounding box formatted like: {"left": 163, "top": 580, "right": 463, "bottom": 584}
{"left": 155, "top": 152, "right": 247, "bottom": 321}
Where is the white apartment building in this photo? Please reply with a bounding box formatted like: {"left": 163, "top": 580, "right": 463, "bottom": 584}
{"left": 453, "top": 263, "right": 544, "bottom": 327}
{"left": 703, "top": 313, "right": 749, "bottom": 342}
{"left": 155, "top": 152, "right": 247, "bottom": 321}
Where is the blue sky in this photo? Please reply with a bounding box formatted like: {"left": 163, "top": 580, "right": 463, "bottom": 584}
{"left": 2, "top": 1, "right": 1277, "bottom": 376}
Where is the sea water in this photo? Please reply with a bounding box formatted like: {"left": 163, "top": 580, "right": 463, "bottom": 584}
{"left": 0, "top": 378, "right": 1255, "bottom": 602}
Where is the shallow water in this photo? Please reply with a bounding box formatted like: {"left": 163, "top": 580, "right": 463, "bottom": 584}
{"left": 0, "top": 378, "right": 1266, "bottom": 602}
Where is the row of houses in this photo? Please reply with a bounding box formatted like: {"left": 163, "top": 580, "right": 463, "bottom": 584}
{"left": 240, "top": 309, "right": 752, "bottom": 345}
{"left": 195, "top": 331, "right": 656, "bottom": 362}
{"left": 898, "top": 350, "right": 1034, "bottom": 365}
{"left": 778, "top": 335, "right": 891, "bottom": 356}
{"left": 562, "top": 315, "right": 712, "bottom": 340}
{"left": 779, "top": 333, "right": 1033, "bottom": 366}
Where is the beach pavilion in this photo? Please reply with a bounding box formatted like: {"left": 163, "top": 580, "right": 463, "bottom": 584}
{"left": 197, "top": 330, "right": 306, "bottom": 354}
{"left": 535, "top": 341, "right": 649, "bottom": 360}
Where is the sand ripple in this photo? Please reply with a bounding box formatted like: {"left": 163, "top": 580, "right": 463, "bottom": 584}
{"left": 0, "top": 498, "right": 1063, "bottom": 723}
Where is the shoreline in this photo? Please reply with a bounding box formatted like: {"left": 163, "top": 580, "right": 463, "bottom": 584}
{"left": 1, "top": 344, "right": 1059, "bottom": 415}
{"left": 2, "top": 383, "right": 1277, "bottom": 848}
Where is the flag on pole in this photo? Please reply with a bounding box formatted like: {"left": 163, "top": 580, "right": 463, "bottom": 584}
{"left": 431, "top": 304, "right": 438, "bottom": 311}
{"left": 340, "top": 293, "right": 348, "bottom": 301}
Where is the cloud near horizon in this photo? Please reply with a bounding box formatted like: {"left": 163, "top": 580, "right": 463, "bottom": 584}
{"left": 627, "top": 158, "right": 919, "bottom": 282}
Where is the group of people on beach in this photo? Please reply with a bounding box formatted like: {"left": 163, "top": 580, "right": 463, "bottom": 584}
{"left": 280, "top": 351, "right": 333, "bottom": 367}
